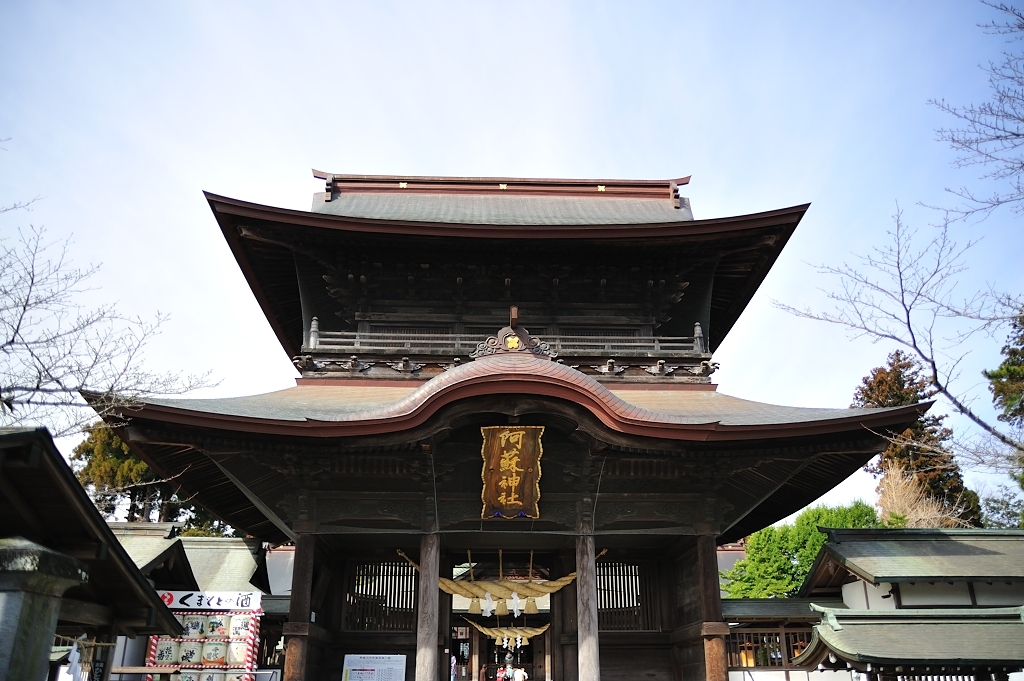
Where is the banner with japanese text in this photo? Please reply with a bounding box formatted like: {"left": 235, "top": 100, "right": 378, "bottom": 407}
{"left": 480, "top": 426, "right": 543, "bottom": 519}
{"left": 157, "top": 590, "right": 262, "bottom": 611}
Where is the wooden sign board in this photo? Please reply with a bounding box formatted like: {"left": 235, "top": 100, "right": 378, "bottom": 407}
{"left": 480, "top": 426, "right": 544, "bottom": 519}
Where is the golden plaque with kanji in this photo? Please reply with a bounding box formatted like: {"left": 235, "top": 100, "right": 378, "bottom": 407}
{"left": 480, "top": 426, "right": 543, "bottom": 519}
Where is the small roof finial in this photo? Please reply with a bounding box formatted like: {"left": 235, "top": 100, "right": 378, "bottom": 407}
{"left": 510, "top": 305, "right": 518, "bottom": 329}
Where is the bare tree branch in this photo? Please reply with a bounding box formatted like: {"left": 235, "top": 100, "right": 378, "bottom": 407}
{"left": 774, "top": 208, "right": 1024, "bottom": 460}
{"left": 0, "top": 225, "right": 214, "bottom": 437}
{"left": 927, "top": 3, "right": 1024, "bottom": 220}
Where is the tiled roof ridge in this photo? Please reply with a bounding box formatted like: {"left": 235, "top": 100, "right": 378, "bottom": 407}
{"left": 312, "top": 169, "right": 691, "bottom": 197}
{"left": 822, "top": 527, "right": 1024, "bottom": 541}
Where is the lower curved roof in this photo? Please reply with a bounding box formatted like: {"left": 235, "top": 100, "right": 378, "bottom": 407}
{"left": 137, "top": 354, "right": 925, "bottom": 441}
{"left": 107, "top": 357, "right": 928, "bottom": 543}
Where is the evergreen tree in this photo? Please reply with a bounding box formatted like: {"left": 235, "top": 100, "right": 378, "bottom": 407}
{"left": 853, "top": 350, "right": 981, "bottom": 525}
{"left": 71, "top": 424, "right": 238, "bottom": 536}
{"left": 72, "top": 425, "right": 168, "bottom": 521}
{"left": 984, "top": 309, "right": 1024, "bottom": 429}
{"left": 721, "top": 501, "right": 879, "bottom": 599}
{"left": 981, "top": 485, "right": 1024, "bottom": 528}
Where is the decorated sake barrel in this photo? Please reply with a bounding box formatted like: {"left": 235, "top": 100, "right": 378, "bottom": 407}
{"left": 178, "top": 672, "right": 201, "bottom": 681}
{"left": 181, "top": 614, "right": 206, "bottom": 638}
{"left": 226, "top": 641, "right": 248, "bottom": 666}
{"left": 201, "top": 640, "right": 227, "bottom": 666}
{"left": 178, "top": 641, "right": 203, "bottom": 665}
{"left": 199, "top": 673, "right": 225, "bottom": 681}
{"left": 224, "top": 671, "right": 247, "bottom": 681}
{"left": 206, "top": 613, "right": 229, "bottom": 638}
{"left": 154, "top": 638, "right": 179, "bottom": 664}
{"left": 228, "top": 614, "right": 252, "bottom": 639}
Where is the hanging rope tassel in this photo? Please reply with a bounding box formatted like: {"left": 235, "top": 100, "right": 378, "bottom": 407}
{"left": 495, "top": 598, "right": 509, "bottom": 616}
{"left": 466, "top": 549, "right": 480, "bottom": 613}
{"left": 525, "top": 597, "right": 538, "bottom": 615}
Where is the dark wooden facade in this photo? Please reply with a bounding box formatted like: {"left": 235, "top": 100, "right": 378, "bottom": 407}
{"left": 102, "top": 173, "right": 928, "bottom": 681}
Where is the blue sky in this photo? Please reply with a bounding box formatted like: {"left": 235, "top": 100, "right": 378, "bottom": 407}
{"left": 2, "top": 1, "right": 1022, "bottom": 511}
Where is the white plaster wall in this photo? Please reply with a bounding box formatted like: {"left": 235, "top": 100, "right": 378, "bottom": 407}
{"left": 840, "top": 580, "right": 895, "bottom": 609}
{"left": 266, "top": 546, "right": 295, "bottom": 595}
{"left": 107, "top": 634, "right": 150, "bottom": 680}
{"left": 973, "top": 582, "right": 1024, "bottom": 606}
{"left": 898, "top": 581, "right": 972, "bottom": 607}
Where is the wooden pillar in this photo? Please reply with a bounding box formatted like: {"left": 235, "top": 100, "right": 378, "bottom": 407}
{"left": 696, "top": 536, "right": 726, "bottom": 681}
{"left": 557, "top": 550, "right": 578, "bottom": 681}
{"left": 92, "top": 629, "right": 116, "bottom": 681}
{"left": 470, "top": 627, "right": 480, "bottom": 681}
{"left": 284, "top": 534, "right": 316, "bottom": 681}
{"left": 439, "top": 550, "right": 452, "bottom": 681}
{"left": 575, "top": 534, "right": 599, "bottom": 681}
{"left": 417, "top": 534, "right": 440, "bottom": 681}
{"left": 547, "top": 554, "right": 563, "bottom": 681}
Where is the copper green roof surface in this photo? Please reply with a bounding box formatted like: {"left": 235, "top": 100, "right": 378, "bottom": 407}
{"left": 311, "top": 192, "right": 695, "bottom": 225}
{"left": 794, "top": 604, "right": 1024, "bottom": 668}
{"left": 808, "top": 529, "right": 1024, "bottom": 585}
{"left": 141, "top": 382, "right": 907, "bottom": 427}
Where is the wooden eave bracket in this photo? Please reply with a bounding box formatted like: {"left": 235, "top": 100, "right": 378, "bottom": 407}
{"left": 670, "top": 620, "right": 730, "bottom": 642}
{"left": 282, "top": 621, "right": 332, "bottom": 644}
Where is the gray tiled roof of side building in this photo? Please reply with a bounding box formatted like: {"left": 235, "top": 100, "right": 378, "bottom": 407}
{"left": 176, "top": 537, "right": 263, "bottom": 592}
{"left": 820, "top": 529, "right": 1024, "bottom": 582}
{"left": 797, "top": 606, "right": 1024, "bottom": 665}
{"left": 112, "top": 525, "right": 264, "bottom": 593}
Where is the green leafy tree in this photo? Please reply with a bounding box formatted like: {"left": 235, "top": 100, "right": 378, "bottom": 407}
{"left": 71, "top": 423, "right": 238, "bottom": 536}
{"left": 853, "top": 350, "right": 982, "bottom": 525}
{"left": 721, "top": 501, "right": 879, "bottom": 599}
{"left": 981, "top": 484, "right": 1024, "bottom": 528}
{"left": 984, "top": 309, "right": 1024, "bottom": 429}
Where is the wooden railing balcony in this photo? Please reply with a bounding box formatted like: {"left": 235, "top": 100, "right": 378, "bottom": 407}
{"left": 306, "top": 330, "right": 707, "bottom": 357}
{"left": 726, "top": 627, "right": 813, "bottom": 670}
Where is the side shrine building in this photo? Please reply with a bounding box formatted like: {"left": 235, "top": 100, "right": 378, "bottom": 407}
{"left": 103, "top": 173, "right": 927, "bottom": 681}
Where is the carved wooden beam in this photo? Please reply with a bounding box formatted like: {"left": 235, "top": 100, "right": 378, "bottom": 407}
{"left": 59, "top": 599, "right": 114, "bottom": 626}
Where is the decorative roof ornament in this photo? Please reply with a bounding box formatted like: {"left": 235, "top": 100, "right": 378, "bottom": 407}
{"left": 385, "top": 357, "right": 424, "bottom": 373}
{"left": 642, "top": 360, "right": 677, "bottom": 376}
{"left": 470, "top": 306, "right": 556, "bottom": 360}
{"left": 592, "top": 359, "right": 628, "bottom": 375}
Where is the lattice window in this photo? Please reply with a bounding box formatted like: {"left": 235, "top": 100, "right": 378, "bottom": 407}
{"left": 343, "top": 561, "right": 417, "bottom": 631}
{"left": 596, "top": 561, "right": 660, "bottom": 631}
{"left": 726, "top": 628, "right": 812, "bottom": 669}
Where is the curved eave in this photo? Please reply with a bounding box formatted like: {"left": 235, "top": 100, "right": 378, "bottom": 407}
{"left": 110, "top": 357, "right": 927, "bottom": 443}
{"left": 794, "top": 608, "right": 1024, "bottom": 668}
{"left": 205, "top": 192, "right": 808, "bottom": 359}
{"left": 205, "top": 191, "right": 808, "bottom": 240}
